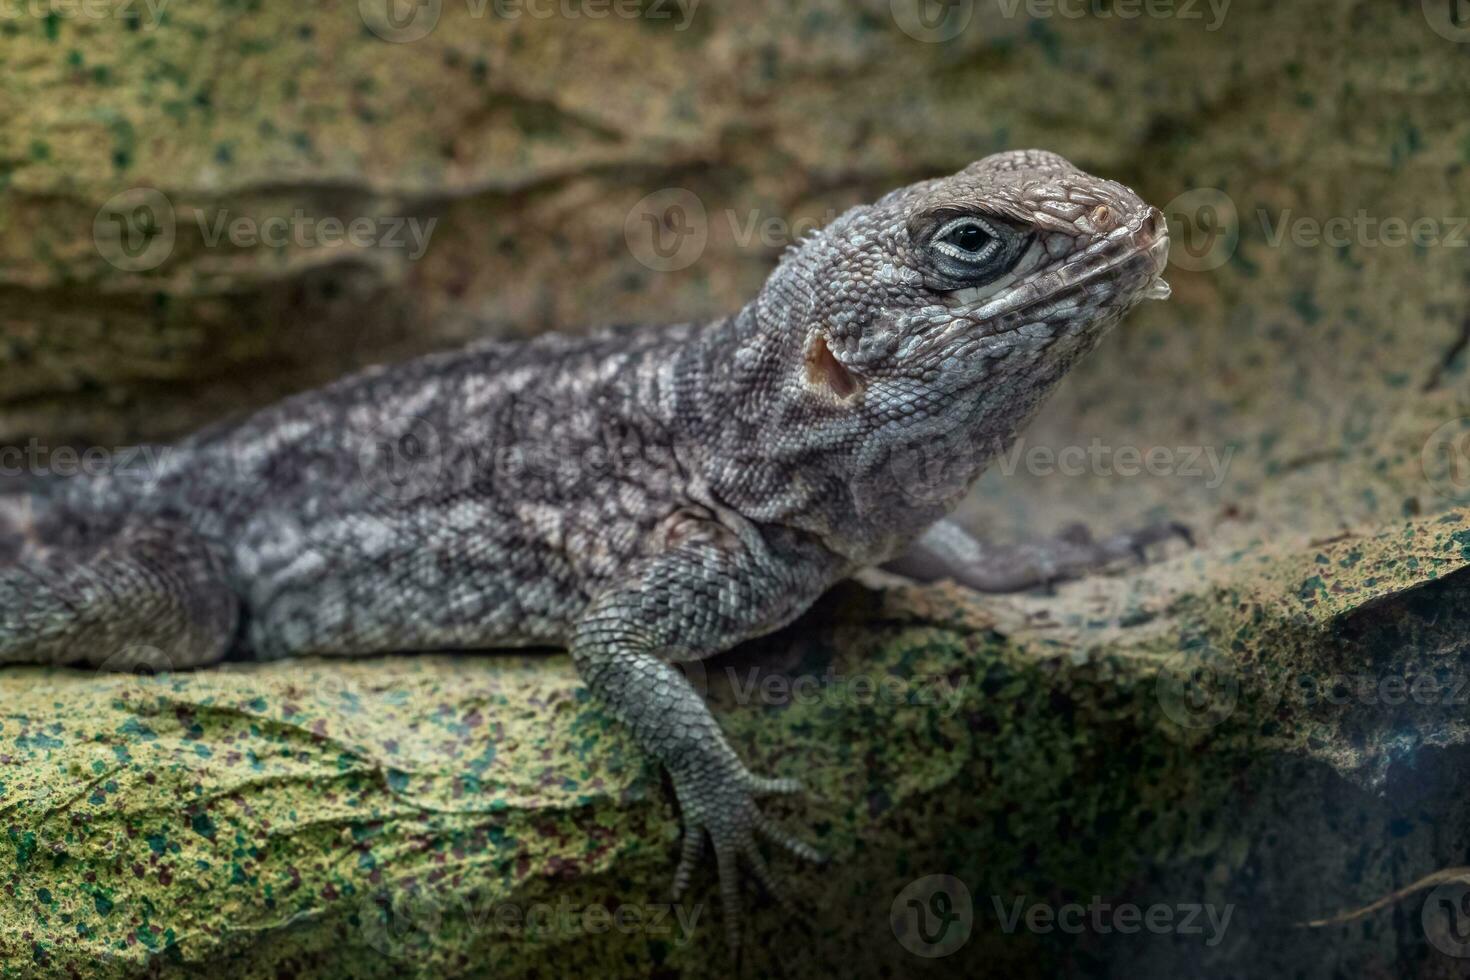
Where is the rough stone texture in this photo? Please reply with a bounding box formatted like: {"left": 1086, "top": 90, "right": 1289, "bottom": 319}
{"left": 2, "top": 0, "right": 1470, "bottom": 977}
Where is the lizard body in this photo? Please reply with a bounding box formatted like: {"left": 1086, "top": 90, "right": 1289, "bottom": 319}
{"left": 0, "top": 150, "right": 1173, "bottom": 949}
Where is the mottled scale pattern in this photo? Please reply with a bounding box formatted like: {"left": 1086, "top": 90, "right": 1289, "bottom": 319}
{"left": 0, "top": 150, "right": 1170, "bottom": 951}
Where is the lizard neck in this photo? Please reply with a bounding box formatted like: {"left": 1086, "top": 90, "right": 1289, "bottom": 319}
{"left": 674, "top": 300, "right": 1111, "bottom": 567}
{"left": 673, "top": 304, "right": 934, "bottom": 564}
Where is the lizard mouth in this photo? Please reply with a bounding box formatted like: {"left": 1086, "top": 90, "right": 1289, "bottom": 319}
{"left": 1141, "top": 232, "right": 1172, "bottom": 300}
{"left": 950, "top": 211, "right": 1172, "bottom": 327}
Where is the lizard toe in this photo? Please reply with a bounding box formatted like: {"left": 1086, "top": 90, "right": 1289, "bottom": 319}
{"left": 713, "top": 840, "right": 744, "bottom": 954}
{"left": 740, "top": 840, "right": 798, "bottom": 913}
{"left": 747, "top": 774, "right": 805, "bottom": 797}
{"left": 753, "top": 810, "right": 825, "bottom": 863}
{"left": 671, "top": 822, "right": 706, "bottom": 901}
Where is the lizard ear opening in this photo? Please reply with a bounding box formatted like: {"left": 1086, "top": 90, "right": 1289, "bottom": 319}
{"left": 805, "top": 333, "right": 863, "bottom": 402}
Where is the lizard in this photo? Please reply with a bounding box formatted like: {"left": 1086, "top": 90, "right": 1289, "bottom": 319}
{"left": 0, "top": 149, "right": 1178, "bottom": 951}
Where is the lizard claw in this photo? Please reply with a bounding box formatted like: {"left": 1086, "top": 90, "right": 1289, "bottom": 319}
{"left": 667, "top": 763, "right": 822, "bottom": 952}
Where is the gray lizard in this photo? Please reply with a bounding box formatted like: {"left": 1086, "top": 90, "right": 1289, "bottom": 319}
{"left": 0, "top": 149, "right": 1176, "bottom": 950}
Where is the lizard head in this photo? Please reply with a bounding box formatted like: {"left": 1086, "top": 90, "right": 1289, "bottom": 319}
{"left": 775, "top": 148, "right": 1168, "bottom": 418}
{"left": 731, "top": 149, "right": 1170, "bottom": 548}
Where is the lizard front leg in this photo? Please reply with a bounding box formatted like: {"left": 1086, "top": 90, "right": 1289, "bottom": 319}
{"left": 569, "top": 521, "right": 836, "bottom": 951}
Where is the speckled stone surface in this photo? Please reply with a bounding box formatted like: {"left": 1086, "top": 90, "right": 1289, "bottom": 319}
{"left": 3, "top": 0, "right": 1470, "bottom": 977}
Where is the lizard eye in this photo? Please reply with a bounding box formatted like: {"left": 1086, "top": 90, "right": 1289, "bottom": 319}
{"left": 919, "top": 213, "right": 1030, "bottom": 286}
{"left": 934, "top": 218, "right": 1000, "bottom": 261}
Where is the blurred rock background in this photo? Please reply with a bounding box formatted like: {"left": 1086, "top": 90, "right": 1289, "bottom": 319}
{"left": 3, "top": 1, "right": 1470, "bottom": 977}
{"left": 2, "top": 0, "right": 1467, "bottom": 544}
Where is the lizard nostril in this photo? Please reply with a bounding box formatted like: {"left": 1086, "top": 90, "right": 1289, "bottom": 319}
{"left": 1142, "top": 206, "right": 1166, "bottom": 240}
{"left": 1090, "top": 205, "right": 1115, "bottom": 230}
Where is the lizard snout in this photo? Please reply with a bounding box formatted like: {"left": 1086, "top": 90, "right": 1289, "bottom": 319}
{"left": 1136, "top": 207, "right": 1172, "bottom": 299}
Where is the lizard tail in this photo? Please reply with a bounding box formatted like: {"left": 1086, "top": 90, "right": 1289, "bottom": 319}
{"left": 0, "top": 512, "right": 240, "bottom": 669}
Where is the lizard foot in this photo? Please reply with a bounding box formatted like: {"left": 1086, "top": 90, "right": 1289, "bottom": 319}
{"left": 1026, "top": 519, "right": 1193, "bottom": 591}
{"left": 1054, "top": 518, "right": 1193, "bottom": 565}
{"left": 668, "top": 762, "right": 823, "bottom": 953}
{"left": 885, "top": 517, "right": 1193, "bottom": 593}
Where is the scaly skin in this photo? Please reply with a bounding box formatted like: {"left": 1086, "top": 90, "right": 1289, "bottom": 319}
{"left": 0, "top": 150, "right": 1172, "bottom": 950}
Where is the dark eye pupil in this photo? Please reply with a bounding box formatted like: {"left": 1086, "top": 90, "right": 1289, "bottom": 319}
{"left": 952, "top": 224, "right": 989, "bottom": 252}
